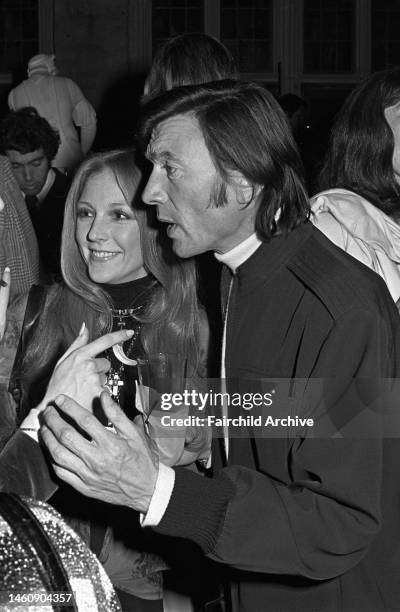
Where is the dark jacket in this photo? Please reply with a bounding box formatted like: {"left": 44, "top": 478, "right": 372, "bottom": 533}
{"left": 155, "top": 223, "right": 400, "bottom": 611}
{"left": 29, "top": 168, "right": 70, "bottom": 277}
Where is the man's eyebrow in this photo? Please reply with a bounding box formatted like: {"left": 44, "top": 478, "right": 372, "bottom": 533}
{"left": 24, "top": 156, "right": 45, "bottom": 165}
{"left": 145, "top": 149, "right": 181, "bottom": 163}
{"left": 11, "top": 155, "right": 44, "bottom": 165}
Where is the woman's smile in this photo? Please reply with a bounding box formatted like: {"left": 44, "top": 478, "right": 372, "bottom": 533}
{"left": 89, "top": 249, "right": 122, "bottom": 261}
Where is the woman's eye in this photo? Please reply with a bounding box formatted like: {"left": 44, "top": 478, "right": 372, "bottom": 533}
{"left": 113, "top": 210, "right": 130, "bottom": 220}
{"left": 77, "top": 208, "right": 93, "bottom": 218}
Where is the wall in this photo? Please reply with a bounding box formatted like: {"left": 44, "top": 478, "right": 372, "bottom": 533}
{"left": 53, "top": 0, "right": 151, "bottom": 148}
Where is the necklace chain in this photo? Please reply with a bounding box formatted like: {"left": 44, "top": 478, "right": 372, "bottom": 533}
{"left": 112, "top": 307, "right": 143, "bottom": 331}
{"left": 104, "top": 315, "right": 142, "bottom": 402}
{"left": 104, "top": 282, "right": 153, "bottom": 404}
{"left": 112, "top": 305, "right": 144, "bottom": 317}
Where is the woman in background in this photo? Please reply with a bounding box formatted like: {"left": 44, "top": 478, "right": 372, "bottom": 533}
{"left": 311, "top": 67, "right": 400, "bottom": 307}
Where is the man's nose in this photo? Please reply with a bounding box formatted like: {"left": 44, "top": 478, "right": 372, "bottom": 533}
{"left": 142, "top": 171, "right": 164, "bottom": 207}
{"left": 23, "top": 166, "right": 32, "bottom": 182}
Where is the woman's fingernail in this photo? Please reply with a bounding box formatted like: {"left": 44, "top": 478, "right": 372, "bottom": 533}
{"left": 79, "top": 322, "right": 86, "bottom": 335}
{"left": 126, "top": 329, "right": 135, "bottom": 337}
{"left": 55, "top": 395, "right": 65, "bottom": 406}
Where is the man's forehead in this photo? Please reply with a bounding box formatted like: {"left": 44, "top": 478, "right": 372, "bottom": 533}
{"left": 147, "top": 113, "right": 203, "bottom": 158}
{"left": 7, "top": 148, "right": 45, "bottom": 164}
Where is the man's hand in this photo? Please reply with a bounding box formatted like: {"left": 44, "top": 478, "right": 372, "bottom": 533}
{"left": 40, "top": 392, "right": 158, "bottom": 513}
{"left": 0, "top": 267, "right": 10, "bottom": 341}
{"left": 39, "top": 325, "right": 135, "bottom": 413}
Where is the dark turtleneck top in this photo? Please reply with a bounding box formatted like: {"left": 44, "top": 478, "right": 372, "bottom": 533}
{"left": 97, "top": 275, "right": 157, "bottom": 422}
{"left": 99, "top": 275, "right": 156, "bottom": 310}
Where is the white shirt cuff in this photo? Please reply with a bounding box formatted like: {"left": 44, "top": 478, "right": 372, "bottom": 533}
{"left": 140, "top": 462, "right": 175, "bottom": 527}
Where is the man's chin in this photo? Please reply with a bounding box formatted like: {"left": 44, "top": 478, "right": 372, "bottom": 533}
{"left": 172, "top": 240, "right": 200, "bottom": 259}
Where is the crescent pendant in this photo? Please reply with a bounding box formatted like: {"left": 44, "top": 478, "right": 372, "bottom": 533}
{"left": 113, "top": 343, "right": 138, "bottom": 366}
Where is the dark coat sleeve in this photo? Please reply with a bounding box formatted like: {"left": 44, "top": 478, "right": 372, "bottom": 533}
{"left": 154, "top": 308, "right": 392, "bottom": 580}
{"left": 0, "top": 430, "right": 58, "bottom": 500}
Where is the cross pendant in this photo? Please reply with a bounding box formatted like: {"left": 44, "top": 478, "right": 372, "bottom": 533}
{"left": 108, "top": 372, "right": 124, "bottom": 397}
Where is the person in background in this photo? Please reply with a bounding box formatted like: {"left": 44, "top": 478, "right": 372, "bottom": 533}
{"left": 311, "top": 68, "right": 400, "bottom": 309}
{"left": 144, "top": 33, "right": 238, "bottom": 96}
{"left": 278, "top": 93, "right": 308, "bottom": 144}
{"left": 0, "top": 107, "right": 70, "bottom": 282}
{"left": 8, "top": 54, "right": 97, "bottom": 173}
{"left": 0, "top": 266, "right": 14, "bottom": 448}
{"left": 41, "top": 80, "right": 400, "bottom": 612}
{"left": 144, "top": 33, "right": 239, "bottom": 376}
{"left": 0, "top": 155, "right": 40, "bottom": 297}
{"left": 278, "top": 93, "right": 313, "bottom": 189}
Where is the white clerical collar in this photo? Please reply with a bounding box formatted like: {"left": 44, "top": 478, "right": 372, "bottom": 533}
{"left": 214, "top": 233, "right": 262, "bottom": 273}
{"left": 24, "top": 167, "right": 56, "bottom": 203}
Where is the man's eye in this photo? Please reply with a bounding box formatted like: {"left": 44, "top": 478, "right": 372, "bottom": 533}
{"left": 32, "top": 161, "right": 42, "bottom": 167}
{"left": 164, "top": 164, "right": 178, "bottom": 178}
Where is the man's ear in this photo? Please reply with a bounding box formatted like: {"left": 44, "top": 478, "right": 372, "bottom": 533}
{"left": 230, "top": 170, "right": 261, "bottom": 207}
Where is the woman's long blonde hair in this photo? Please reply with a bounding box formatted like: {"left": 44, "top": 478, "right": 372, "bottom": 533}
{"left": 22, "top": 149, "right": 204, "bottom": 381}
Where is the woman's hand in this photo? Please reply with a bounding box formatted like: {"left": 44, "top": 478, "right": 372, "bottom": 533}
{"left": 21, "top": 325, "right": 135, "bottom": 438}
{"left": 0, "top": 267, "right": 10, "bottom": 342}
{"left": 40, "top": 324, "right": 135, "bottom": 412}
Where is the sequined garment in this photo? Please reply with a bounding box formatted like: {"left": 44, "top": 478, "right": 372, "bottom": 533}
{"left": 0, "top": 496, "right": 121, "bottom": 611}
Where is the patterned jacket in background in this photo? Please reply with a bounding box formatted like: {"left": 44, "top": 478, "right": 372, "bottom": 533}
{"left": 0, "top": 156, "right": 40, "bottom": 297}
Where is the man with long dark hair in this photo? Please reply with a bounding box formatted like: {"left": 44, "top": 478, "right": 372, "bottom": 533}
{"left": 41, "top": 81, "right": 400, "bottom": 612}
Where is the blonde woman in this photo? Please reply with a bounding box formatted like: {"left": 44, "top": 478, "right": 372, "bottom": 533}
{"left": 1, "top": 149, "right": 208, "bottom": 611}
